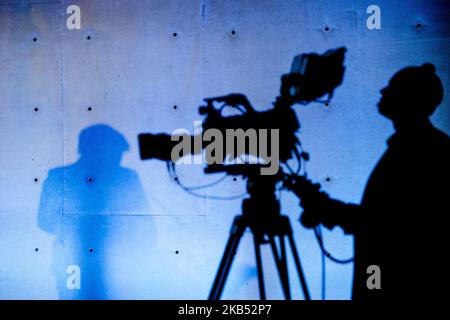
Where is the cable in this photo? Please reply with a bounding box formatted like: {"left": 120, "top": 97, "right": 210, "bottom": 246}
{"left": 176, "top": 181, "right": 247, "bottom": 200}
{"left": 176, "top": 174, "right": 228, "bottom": 190}
{"left": 313, "top": 226, "right": 354, "bottom": 264}
{"left": 313, "top": 225, "right": 354, "bottom": 300}
{"left": 167, "top": 162, "right": 248, "bottom": 201}
{"left": 316, "top": 226, "right": 326, "bottom": 300}
{"left": 285, "top": 162, "right": 295, "bottom": 174}
{"left": 295, "top": 146, "right": 303, "bottom": 175}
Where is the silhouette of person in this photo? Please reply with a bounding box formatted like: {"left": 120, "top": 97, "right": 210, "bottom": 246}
{"left": 298, "top": 63, "right": 449, "bottom": 301}
{"left": 38, "top": 124, "right": 150, "bottom": 299}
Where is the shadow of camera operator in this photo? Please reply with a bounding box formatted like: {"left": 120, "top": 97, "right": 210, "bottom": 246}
{"left": 299, "top": 64, "right": 449, "bottom": 301}
{"left": 38, "top": 124, "right": 151, "bottom": 299}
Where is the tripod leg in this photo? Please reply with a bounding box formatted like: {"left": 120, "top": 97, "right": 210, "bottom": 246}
{"left": 287, "top": 233, "right": 311, "bottom": 300}
{"left": 269, "top": 236, "right": 291, "bottom": 300}
{"left": 276, "top": 236, "right": 292, "bottom": 299}
{"left": 209, "top": 216, "right": 246, "bottom": 300}
{"left": 253, "top": 235, "right": 266, "bottom": 300}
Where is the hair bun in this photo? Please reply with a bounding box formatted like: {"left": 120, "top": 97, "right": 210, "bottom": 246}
{"left": 421, "top": 63, "right": 436, "bottom": 73}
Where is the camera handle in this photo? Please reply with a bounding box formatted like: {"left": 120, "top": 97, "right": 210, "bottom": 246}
{"left": 201, "top": 94, "right": 255, "bottom": 115}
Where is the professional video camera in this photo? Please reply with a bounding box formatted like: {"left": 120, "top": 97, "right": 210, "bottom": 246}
{"left": 138, "top": 47, "right": 346, "bottom": 169}
{"left": 138, "top": 47, "right": 347, "bottom": 300}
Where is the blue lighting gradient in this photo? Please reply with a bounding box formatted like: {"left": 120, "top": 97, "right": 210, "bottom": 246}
{"left": 0, "top": 0, "right": 449, "bottom": 299}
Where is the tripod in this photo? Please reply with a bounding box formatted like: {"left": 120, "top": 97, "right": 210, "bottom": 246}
{"left": 208, "top": 174, "right": 311, "bottom": 300}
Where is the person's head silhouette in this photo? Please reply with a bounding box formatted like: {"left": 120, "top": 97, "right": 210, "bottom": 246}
{"left": 378, "top": 63, "right": 444, "bottom": 127}
{"left": 78, "top": 124, "right": 129, "bottom": 166}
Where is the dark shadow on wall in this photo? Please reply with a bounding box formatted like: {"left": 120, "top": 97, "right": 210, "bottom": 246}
{"left": 296, "top": 63, "right": 450, "bottom": 301}
{"left": 38, "top": 124, "right": 152, "bottom": 299}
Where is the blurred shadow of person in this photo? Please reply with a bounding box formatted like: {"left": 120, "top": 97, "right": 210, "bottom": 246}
{"left": 293, "top": 64, "right": 449, "bottom": 301}
{"left": 38, "top": 124, "right": 150, "bottom": 299}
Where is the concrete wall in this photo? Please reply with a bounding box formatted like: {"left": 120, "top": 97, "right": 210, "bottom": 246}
{"left": 0, "top": 0, "right": 449, "bottom": 299}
